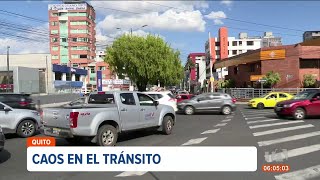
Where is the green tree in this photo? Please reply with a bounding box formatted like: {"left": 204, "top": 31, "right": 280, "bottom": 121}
{"left": 184, "top": 57, "right": 195, "bottom": 71}
{"left": 104, "top": 34, "right": 184, "bottom": 91}
{"left": 263, "top": 71, "right": 281, "bottom": 88}
{"left": 303, "top": 74, "right": 317, "bottom": 88}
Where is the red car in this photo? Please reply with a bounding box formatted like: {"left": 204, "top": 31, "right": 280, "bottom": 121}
{"left": 176, "top": 94, "right": 195, "bottom": 103}
{"left": 275, "top": 90, "right": 320, "bottom": 120}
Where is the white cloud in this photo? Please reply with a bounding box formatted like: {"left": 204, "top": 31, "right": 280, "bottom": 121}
{"left": 220, "top": 0, "right": 233, "bottom": 6}
{"left": 205, "top": 11, "right": 227, "bottom": 25}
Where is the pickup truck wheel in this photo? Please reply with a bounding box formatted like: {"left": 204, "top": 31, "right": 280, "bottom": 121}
{"left": 162, "top": 116, "right": 173, "bottom": 135}
{"left": 293, "top": 108, "right": 306, "bottom": 120}
{"left": 97, "top": 125, "right": 118, "bottom": 146}
{"left": 17, "top": 120, "right": 36, "bottom": 138}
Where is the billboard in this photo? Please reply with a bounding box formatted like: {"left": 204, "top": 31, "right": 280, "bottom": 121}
{"left": 260, "top": 49, "right": 286, "bottom": 60}
{"left": 48, "top": 4, "right": 87, "bottom": 11}
{"left": 96, "top": 71, "right": 102, "bottom": 91}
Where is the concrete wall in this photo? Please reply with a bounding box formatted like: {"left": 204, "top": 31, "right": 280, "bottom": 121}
{"left": 16, "top": 67, "right": 40, "bottom": 93}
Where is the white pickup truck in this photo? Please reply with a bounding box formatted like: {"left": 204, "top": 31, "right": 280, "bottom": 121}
{"left": 40, "top": 91, "right": 176, "bottom": 146}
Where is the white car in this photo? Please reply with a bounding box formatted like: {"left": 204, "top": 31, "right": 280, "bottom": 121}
{"left": 145, "top": 91, "right": 178, "bottom": 111}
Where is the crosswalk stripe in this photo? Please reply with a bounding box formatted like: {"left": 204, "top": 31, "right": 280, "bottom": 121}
{"left": 247, "top": 119, "right": 280, "bottom": 124}
{"left": 253, "top": 124, "right": 314, "bottom": 136}
{"left": 201, "top": 129, "right": 220, "bottom": 135}
{"left": 265, "top": 144, "right": 320, "bottom": 163}
{"left": 245, "top": 116, "right": 269, "bottom": 120}
{"left": 221, "top": 119, "right": 232, "bottom": 122}
{"left": 115, "top": 171, "right": 148, "bottom": 177}
{"left": 215, "top": 123, "right": 227, "bottom": 127}
{"left": 243, "top": 113, "right": 274, "bottom": 117}
{"left": 258, "top": 131, "right": 320, "bottom": 147}
{"left": 249, "top": 121, "right": 304, "bottom": 129}
{"left": 274, "top": 164, "right": 320, "bottom": 180}
{"left": 182, "top": 137, "right": 207, "bottom": 146}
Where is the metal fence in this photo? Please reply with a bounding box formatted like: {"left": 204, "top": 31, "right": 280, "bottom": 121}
{"left": 226, "top": 88, "right": 320, "bottom": 100}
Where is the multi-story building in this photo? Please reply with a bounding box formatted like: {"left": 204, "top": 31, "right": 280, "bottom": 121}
{"left": 184, "top": 53, "right": 206, "bottom": 93}
{"left": 48, "top": 1, "right": 115, "bottom": 92}
{"left": 262, "top": 32, "right": 282, "bottom": 47}
{"left": 303, "top": 31, "right": 320, "bottom": 42}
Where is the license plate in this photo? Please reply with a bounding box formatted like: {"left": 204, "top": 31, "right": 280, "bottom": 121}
{"left": 52, "top": 128, "right": 61, "bottom": 134}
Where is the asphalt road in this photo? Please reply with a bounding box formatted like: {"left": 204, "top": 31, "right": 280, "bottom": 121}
{"left": 1, "top": 105, "right": 320, "bottom": 180}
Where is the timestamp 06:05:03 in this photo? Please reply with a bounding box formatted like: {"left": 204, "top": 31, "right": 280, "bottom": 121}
{"left": 262, "top": 164, "right": 290, "bottom": 173}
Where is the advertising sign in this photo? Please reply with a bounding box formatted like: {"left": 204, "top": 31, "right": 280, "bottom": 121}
{"left": 48, "top": 4, "right": 87, "bottom": 11}
{"left": 96, "top": 71, "right": 102, "bottom": 91}
{"left": 260, "top": 49, "right": 286, "bottom": 60}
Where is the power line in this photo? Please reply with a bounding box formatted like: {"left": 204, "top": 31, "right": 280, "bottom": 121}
{"left": 0, "top": 9, "right": 47, "bottom": 23}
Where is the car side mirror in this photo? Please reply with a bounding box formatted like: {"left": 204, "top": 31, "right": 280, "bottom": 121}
{"left": 4, "top": 107, "right": 11, "bottom": 112}
{"left": 154, "top": 101, "right": 159, "bottom": 106}
{"left": 197, "top": 99, "right": 201, "bottom": 102}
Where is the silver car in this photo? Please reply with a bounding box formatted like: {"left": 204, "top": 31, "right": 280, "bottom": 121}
{"left": 177, "top": 92, "right": 237, "bottom": 115}
{"left": 0, "top": 102, "right": 40, "bottom": 137}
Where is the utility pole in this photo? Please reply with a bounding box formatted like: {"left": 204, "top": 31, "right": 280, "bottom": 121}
{"left": 209, "top": 32, "right": 214, "bottom": 93}
{"left": 46, "top": 56, "right": 49, "bottom": 94}
{"left": 6, "top": 46, "right": 10, "bottom": 92}
{"left": 130, "top": 28, "right": 132, "bottom": 36}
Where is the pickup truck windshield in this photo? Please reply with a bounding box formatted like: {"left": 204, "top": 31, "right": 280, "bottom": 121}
{"left": 88, "top": 94, "right": 115, "bottom": 104}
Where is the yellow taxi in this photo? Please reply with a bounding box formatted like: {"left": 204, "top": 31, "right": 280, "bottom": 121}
{"left": 248, "top": 92, "right": 293, "bottom": 109}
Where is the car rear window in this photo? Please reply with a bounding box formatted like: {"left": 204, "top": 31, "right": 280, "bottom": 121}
{"left": 148, "top": 94, "right": 159, "bottom": 100}
{"left": 88, "top": 94, "right": 115, "bottom": 104}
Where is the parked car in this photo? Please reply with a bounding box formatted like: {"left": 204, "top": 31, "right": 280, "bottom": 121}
{"left": 0, "top": 126, "right": 4, "bottom": 152}
{"left": 0, "top": 93, "right": 35, "bottom": 110}
{"left": 275, "top": 90, "right": 320, "bottom": 120}
{"left": 40, "top": 91, "right": 176, "bottom": 146}
{"left": 176, "top": 94, "right": 195, "bottom": 103}
{"left": 144, "top": 91, "right": 178, "bottom": 111}
{"left": 0, "top": 102, "right": 40, "bottom": 137}
{"left": 177, "top": 92, "right": 237, "bottom": 115}
{"left": 248, "top": 92, "right": 293, "bottom": 109}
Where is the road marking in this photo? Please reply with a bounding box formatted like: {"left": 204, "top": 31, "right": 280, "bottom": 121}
{"left": 258, "top": 131, "right": 320, "bottom": 147}
{"left": 201, "top": 129, "right": 220, "bottom": 135}
{"left": 253, "top": 124, "right": 314, "bottom": 136}
{"left": 247, "top": 119, "right": 280, "bottom": 124}
{"left": 181, "top": 137, "right": 207, "bottom": 146}
{"left": 265, "top": 144, "right": 320, "bottom": 163}
{"left": 215, "top": 123, "right": 227, "bottom": 127}
{"left": 249, "top": 121, "right": 304, "bottom": 129}
{"left": 115, "top": 171, "right": 148, "bottom": 177}
{"left": 274, "top": 164, "right": 320, "bottom": 180}
{"left": 245, "top": 116, "right": 270, "bottom": 120}
{"left": 243, "top": 113, "right": 274, "bottom": 117}
{"left": 221, "top": 119, "right": 232, "bottom": 122}
{"left": 226, "top": 116, "right": 233, "bottom": 118}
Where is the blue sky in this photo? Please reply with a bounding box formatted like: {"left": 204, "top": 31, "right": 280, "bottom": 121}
{"left": 0, "top": 1, "right": 319, "bottom": 63}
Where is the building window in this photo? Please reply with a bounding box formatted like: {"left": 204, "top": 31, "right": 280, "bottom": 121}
{"left": 232, "top": 41, "right": 237, "bottom": 46}
{"left": 72, "top": 38, "right": 77, "bottom": 42}
{"left": 51, "top": 38, "right": 58, "bottom": 42}
{"left": 247, "top": 41, "right": 254, "bottom": 46}
{"left": 250, "top": 64, "right": 255, "bottom": 72}
{"left": 51, "top": 13, "right": 58, "bottom": 17}
{"left": 90, "top": 77, "right": 95, "bottom": 81}
{"left": 99, "top": 66, "right": 106, "bottom": 70}
{"left": 61, "top": 38, "right": 67, "bottom": 42}
{"left": 239, "top": 41, "right": 243, "bottom": 46}
{"left": 51, "top": 21, "right": 58, "bottom": 26}
{"left": 70, "top": 29, "right": 88, "bottom": 34}
{"left": 80, "top": 55, "right": 87, "bottom": 58}
{"left": 50, "top": 30, "right": 58, "bottom": 34}
{"left": 234, "top": 66, "right": 238, "bottom": 74}
{"left": 232, "top": 50, "right": 237, "bottom": 55}
{"left": 300, "top": 59, "right": 320, "bottom": 69}
{"left": 71, "top": 55, "right": 79, "bottom": 59}
{"left": 90, "top": 68, "right": 95, "bottom": 73}
{"left": 70, "top": 21, "right": 87, "bottom": 25}
{"left": 215, "top": 42, "right": 220, "bottom": 46}
{"left": 71, "top": 46, "right": 88, "bottom": 50}
{"left": 73, "top": 64, "right": 79, "bottom": 68}
{"left": 215, "top": 50, "right": 220, "bottom": 55}
{"left": 52, "top": 55, "right": 59, "bottom": 59}
{"left": 59, "top": 12, "right": 68, "bottom": 16}
{"left": 51, "top": 46, "right": 58, "bottom": 51}
{"left": 239, "top": 50, "right": 242, "bottom": 54}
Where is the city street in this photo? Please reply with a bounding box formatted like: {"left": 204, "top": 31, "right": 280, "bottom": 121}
{"left": 1, "top": 105, "right": 320, "bottom": 180}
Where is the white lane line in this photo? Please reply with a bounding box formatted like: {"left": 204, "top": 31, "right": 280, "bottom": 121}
{"left": 249, "top": 121, "right": 304, "bottom": 129}
{"left": 221, "top": 119, "right": 232, "bottom": 122}
{"left": 245, "top": 116, "right": 270, "bottom": 120}
{"left": 253, "top": 124, "right": 315, "bottom": 136}
{"left": 247, "top": 119, "right": 280, "bottom": 124}
{"left": 215, "top": 123, "right": 227, "bottom": 127}
{"left": 115, "top": 171, "right": 148, "bottom": 177}
{"left": 265, "top": 144, "right": 320, "bottom": 163}
{"left": 226, "top": 116, "right": 233, "bottom": 118}
{"left": 243, "top": 113, "right": 274, "bottom": 117}
{"left": 258, "top": 131, "right": 320, "bottom": 147}
{"left": 201, "top": 129, "right": 220, "bottom": 135}
{"left": 274, "top": 164, "right": 320, "bottom": 180}
{"left": 181, "top": 137, "right": 207, "bottom": 146}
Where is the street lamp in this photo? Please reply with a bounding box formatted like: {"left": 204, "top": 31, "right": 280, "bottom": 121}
{"left": 116, "top": 25, "right": 148, "bottom": 36}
